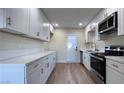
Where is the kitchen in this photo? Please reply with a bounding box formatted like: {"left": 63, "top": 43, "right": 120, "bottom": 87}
{"left": 0, "top": 8, "right": 124, "bottom": 84}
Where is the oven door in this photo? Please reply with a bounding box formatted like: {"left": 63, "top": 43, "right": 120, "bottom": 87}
{"left": 90, "top": 54, "right": 105, "bottom": 82}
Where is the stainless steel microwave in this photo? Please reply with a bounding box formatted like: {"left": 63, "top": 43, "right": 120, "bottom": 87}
{"left": 98, "top": 12, "right": 118, "bottom": 34}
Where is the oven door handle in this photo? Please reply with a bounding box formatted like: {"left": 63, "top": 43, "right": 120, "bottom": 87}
{"left": 90, "top": 54, "right": 104, "bottom": 61}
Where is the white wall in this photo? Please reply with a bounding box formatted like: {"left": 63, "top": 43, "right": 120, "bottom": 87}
{"left": 48, "top": 28, "right": 85, "bottom": 63}
{"left": 0, "top": 31, "right": 46, "bottom": 50}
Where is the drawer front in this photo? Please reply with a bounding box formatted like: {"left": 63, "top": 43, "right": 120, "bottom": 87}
{"left": 106, "top": 59, "right": 124, "bottom": 74}
{"left": 51, "top": 54, "right": 56, "bottom": 63}
{"left": 27, "top": 59, "right": 42, "bottom": 73}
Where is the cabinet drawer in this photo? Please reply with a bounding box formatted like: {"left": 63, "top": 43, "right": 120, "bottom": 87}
{"left": 106, "top": 59, "right": 124, "bottom": 74}
{"left": 42, "top": 56, "right": 49, "bottom": 61}
{"left": 27, "top": 59, "right": 42, "bottom": 73}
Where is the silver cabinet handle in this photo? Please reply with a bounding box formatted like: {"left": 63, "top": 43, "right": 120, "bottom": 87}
{"left": 112, "top": 64, "right": 118, "bottom": 68}
{"left": 33, "top": 64, "right": 39, "bottom": 69}
{"left": 41, "top": 68, "right": 43, "bottom": 74}
{"left": 37, "top": 32, "right": 40, "bottom": 36}
{"left": 46, "top": 36, "right": 48, "bottom": 40}
{"left": 7, "top": 16, "right": 11, "bottom": 25}
{"left": 53, "top": 57, "right": 55, "bottom": 61}
{"left": 47, "top": 63, "right": 49, "bottom": 68}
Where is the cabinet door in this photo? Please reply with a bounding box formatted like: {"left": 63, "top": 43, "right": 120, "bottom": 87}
{"left": 83, "top": 53, "right": 91, "bottom": 71}
{"left": 87, "top": 54, "right": 91, "bottom": 71}
{"left": 26, "top": 61, "right": 45, "bottom": 84}
{"left": 5, "top": 8, "right": 29, "bottom": 34}
{"left": 106, "top": 66, "right": 124, "bottom": 84}
{"left": 27, "top": 66, "right": 42, "bottom": 84}
{"left": 104, "top": 8, "right": 117, "bottom": 18}
{"left": 83, "top": 53, "right": 87, "bottom": 67}
{"left": 40, "top": 11, "right": 50, "bottom": 41}
{"left": 29, "top": 8, "right": 42, "bottom": 38}
{"left": 39, "top": 56, "right": 50, "bottom": 83}
{"left": 118, "top": 8, "right": 124, "bottom": 36}
{"left": 50, "top": 54, "right": 56, "bottom": 71}
{"left": 0, "top": 64, "right": 25, "bottom": 84}
{"left": 0, "top": 8, "right": 4, "bottom": 28}
{"left": 85, "top": 31, "right": 88, "bottom": 43}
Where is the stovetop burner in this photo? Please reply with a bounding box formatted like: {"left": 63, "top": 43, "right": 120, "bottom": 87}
{"left": 90, "top": 46, "right": 124, "bottom": 57}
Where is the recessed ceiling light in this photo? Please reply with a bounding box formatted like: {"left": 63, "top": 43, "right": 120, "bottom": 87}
{"left": 79, "top": 23, "right": 83, "bottom": 26}
{"left": 54, "top": 23, "right": 59, "bottom": 27}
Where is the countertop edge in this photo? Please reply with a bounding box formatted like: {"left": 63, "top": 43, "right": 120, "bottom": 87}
{"left": 105, "top": 56, "right": 124, "bottom": 64}
{"left": 0, "top": 51, "right": 56, "bottom": 64}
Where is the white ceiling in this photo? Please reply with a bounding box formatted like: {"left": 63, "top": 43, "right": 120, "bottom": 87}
{"left": 42, "top": 8, "right": 101, "bottom": 29}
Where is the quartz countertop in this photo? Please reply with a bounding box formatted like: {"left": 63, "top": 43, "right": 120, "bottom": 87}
{"left": 0, "top": 51, "right": 55, "bottom": 64}
{"left": 105, "top": 56, "right": 124, "bottom": 64}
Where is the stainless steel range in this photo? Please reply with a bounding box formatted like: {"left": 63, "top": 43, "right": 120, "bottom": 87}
{"left": 90, "top": 45, "right": 124, "bottom": 84}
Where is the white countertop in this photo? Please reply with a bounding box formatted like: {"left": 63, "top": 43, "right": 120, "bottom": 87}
{"left": 0, "top": 51, "right": 55, "bottom": 64}
{"left": 105, "top": 56, "right": 124, "bottom": 64}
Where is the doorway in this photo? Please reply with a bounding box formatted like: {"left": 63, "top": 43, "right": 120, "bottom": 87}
{"left": 66, "top": 35, "right": 80, "bottom": 63}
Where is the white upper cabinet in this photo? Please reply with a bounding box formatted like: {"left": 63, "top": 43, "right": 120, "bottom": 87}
{"left": 40, "top": 11, "right": 50, "bottom": 41}
{"left": 85, "top": 24, "right": 95, "bottom": 43}
{"left": 0, "top": 8, "right": 52, "bottom": 42}
{"left": 29, "top": 8, "right": 42, "bottom": 38}
{"left": 0, "top": 8, "right": 29, "bottom": 34}
{"left": 103, "top": 8, "right": 117, "bottom": 18}
{"left": 50, "top": 24, "right": 54, "bottom": 33}
{"left": 29, "top": 9, "right": 51, "bottom": 41}
{"left": 118, "top": 8, "right": 124, "bottom": 36}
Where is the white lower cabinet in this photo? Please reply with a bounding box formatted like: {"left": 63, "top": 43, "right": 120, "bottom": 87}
{"left": 0, "top": 64, "right": 25, "bottom": 84}
{"left": 83, "top": 52, "right": 91, "bottom": 71}
{"left": 106, "top": 66, "right": 124, "bottom": 84}
{"left": 106, "top": 59, "right": 124, "bottom": 84}
{"left": 0, "top": 52, "right": 56, "bottom": 84}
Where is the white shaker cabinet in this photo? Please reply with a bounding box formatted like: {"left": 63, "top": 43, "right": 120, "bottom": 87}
{"left": 0, "top": 8, "right": 52, "bottom": 42}
{"left": 118, "top": 8, "right": 124, "bottom": 36}
{"left": 85, "top": 31, "right": 92, "bottom": 43}
{"left": 106, "top": 59, "right": 124, "bottom": 84}
{"left": 26, "top": 58, "right": 46, "bottom": 84}
{"left": 104, "top": 8, "right": 117, "bottom": 17}
{"left": 0, "top": 52, "right": 56, "bottom": 84}
{"left": 28, "top": 8, "right": 51, "bottom": 41}
{"left": 29, "top": 8, "right": 43, "bottom": 38}
{"left": 0, "top": 64, "right": 26, "bottom": 84}
{"left": 0, "top": 8, "right": 29, "bottom": 34}
{"left": 40, "top": 11, "right": 50, "bottom": 41}
{"left": 83, "top": 52, "right": 91, "bottom": 71}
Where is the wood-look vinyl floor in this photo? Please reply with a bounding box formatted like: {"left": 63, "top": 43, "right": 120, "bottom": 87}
{"left": 47, "top": 63, "right": 95, "bottom": 84}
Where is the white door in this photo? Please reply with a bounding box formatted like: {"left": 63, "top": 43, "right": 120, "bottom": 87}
{"left": 66, "top": 35, "right": 80, "bottom": 63}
